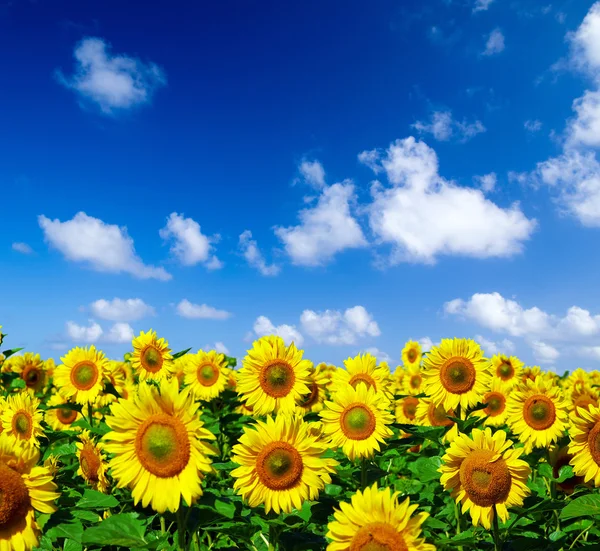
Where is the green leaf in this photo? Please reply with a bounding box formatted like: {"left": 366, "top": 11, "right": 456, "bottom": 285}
{"left": 212, "top": 461, "right": 237, "bottom": 470}
{"left": 560, "top": 495, "right": 600, "bottom": 520}
{"left": 538, "top": 462, "right": 553, "bottom": 479}
{"left": 46, "top": 522, "right": 84, "bottom": 543}
{"left": 81, "top": 514, "right": 148, "bottom": 547}
{"left": 408, "top": 456, "right": 442, "bottom": 482}
{"left": 214, "top": 499, "right": 236, "bottom": 519}
{"left": 75, "top": 489, "right": 119, "bottom": 509}
{"left": 71, "top": 510, "right": 101, "bottom": 522}
{"left": 2, "top": 347, "right": 23, "bottom": 358}
{"left": 549, "top": 529, "right": 565, "bottom": 542}
{"left": 325, "top": 484, "right": 343, "bottom": 496}
{"left": 556, "top": 465, "right": 574, "bottom": 483}
{"left": 172, "top": 348, "right": 192, "bottom": 360}
{"left": 63, "top": 539, "right": 82, "bottom": 551}
{"left": 9, "top": 378, "right": 26, "bottom": 390}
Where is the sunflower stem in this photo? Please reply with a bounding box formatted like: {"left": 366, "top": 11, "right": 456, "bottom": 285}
{"left": 87, "top": 403, "right": 94, "bottom": 427}
{"left": 360, "top": 458, "right": 368, "bottom": 490}
{"left": 268, "top": 524, "right": 279, "bottom": 551}
{"left": 176, "top": 507, "right": 186, "bottom": 551}
{"left": 453, "top": 500, "right": 463, "bottom": 551}
{"left": 160, "top": 516, "right": 166, "bottom": 534}
{"left": 492, "top": 507, "right": 502, "bottom": 551}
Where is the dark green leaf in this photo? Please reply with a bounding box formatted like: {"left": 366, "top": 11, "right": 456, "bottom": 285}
{"left": 538, "top": 463, "right": 553, "bottom": 479}
{"left": 76, "top": 489, "right": 119, "bottom": 509}
{"left": 214, "top": 499, "right": 236, "bottom": 519}
{"left": 556, "top": 465, "right": 574, "bottom": 483}
{"left": 560, "top": 495, "right": 600, "bottom": 520}
{"left": 81, "top": 514, "right": 147, "bottom": 547}
{"left": 172, "top": 348, "right": 192, "bottom": 360}
{"left": 46, "top": 522, "right": 84, "bottom": 543}
{"left": 2, "top": 347, "right": 24, "bottom": 358}
{"left": 63, "top": 539, "right": 82, "bottom": 551}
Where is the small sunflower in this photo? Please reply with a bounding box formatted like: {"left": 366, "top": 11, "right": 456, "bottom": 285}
{"left": 103, "top": 378, "right": 216, "bottom": 513}
{"left": 183, "top": 350, "right": 229, "bottom": 402}
{"left": 131, "top": 330, "right": 174, "bottom": 382}
{"left": 506, "top": 377, "right": 568, "bottom": 453}
{"left": 415, "top": 398, "right": 458, "bottom": 442}
{"left": 566, "top": 368, "right": 590, "bottom": 395}
{"left": 9, "top": 353, "right": 46, "bottom": 393}
{"left": 76, "top": 430, "right": 109, "bottom": 493}
{"left": 0, "top": 393, "right": 44, "bottom": 449}
{"left": 402, "top": 341, "right": 423, "bottom": 369}
{"left": 521, "top": 366, "right": 542, "bottom": 383}
{"left": 54, "top": 346, "right": 108, "bottom": 405}
{"left": 225, "top": 367, "right": 237, "bottom": 390}
{"left": 402, "top": 365, "right": 424, "bottom": 396}
{"left": 393, "top": 365, "right": 406, "bottom": 394}
{"left": 568, "top": 404, "right": 600, "bottom": 486}
{"left": 44, "top": 358, "right": 56, "bottom": 380}
{"left": 315, "top": 363, "right": 337, "bottom": 391}
{"left": 236, "top": 336, "right": 312, "bottom": 416}
{"left": 296, "top": 366, "right": 328, "bottom": 414}
{"left": 568, "top": 386, "right": 599, "bottom": 415}
{"left": 395, "top": 396, "right": 420, "bottom": 424}
{"left": 472, "top": 379, "right": 511, "bottom": 427}
{"left": 326, "top": 483, "right": 435, "bottom": 551}
{"left": 422, "top": 338, "right": 491, "bottom": 411}
{"left": 332, "top": 353, "right": 392, "bottom": 397}
{"left": 231, "top": 415, "right": 337, "bottom": 514}
{"left": 45, "top": 394, "right": 82, "bottom": 432}
{"left": 0, "top": 434, "right": 59, "bottom": 551}
{"left": 549, "top": 446, "right": 586, "bottom": 494}
{"left": 490, "top": 354, "right": 523, "bottom": 386}
{"left": 320, "top": 384, "right": 393, "bottom": 460}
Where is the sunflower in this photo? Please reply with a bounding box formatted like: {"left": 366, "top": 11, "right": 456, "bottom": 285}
{"left": 0, "top": 434, "right": 59, "bottom": 551}
{"left": 225, "top": 368, "right": 237, "bottom": 390}
{"left": 402, "top": 365, "right": 424, "bottom": 396}
{"left": 44, "top": 358, "right": 56, "bottom": 380}
{"left": 9, "top": 353, "right": 46, "bottom": 393}
{"left": 131, "top": 330, "right": 174, "bottom": 382}
{"left": 566, "top": 368, "right": 591, "bottom": 396}
{"left": 415, "top": 398, "right": 458, "bottom": 442}
{"left": 395, "top": 396, "right": 420, "bottom": 424}
{"left": 326, "top": 483, "right": 434, "bottom": 551}
{"left": 490, "top": 354, "right": 523, "bottom": 387}
{"left": 0, "top": 393, "right": 44, "bottom": 449}
{"left": 402, "top": 341, "right": 423, "bottom": 369}
{"left": 102, "top": 378, "right": 216, "bottom": 513}
{"left": 393, "top": 365, "right": 406, "bottom": 394}
{"left": 183, "top": 350, "right": 229, "bottom": 402}
{"left": 568, "top": 404, "right": 600, "bottom": 486}
{"left": 296, "top": 366, "right": 328, "bottom": 414}
{"left": 315, "top": 363, "right": 337, "bottom": 391}
{"left": 440, "top": 427, "right": 530, "bottom": 530}
{"left": 521, "top": 365, "right": 542, "bottom": 383}
{"left": 506, "top": 376, "right": 568, "bottom": 453}
{"left": 332, "top": 353, "right": 392, "bottom": 397}
{"left": 54, "top": 346, "right": 108, "bottom": 405}
{"left": 231, "top": 415, "right": 337, "bottom": 514}
{"left": 549, "top": 446, "right": 586, "bottom": 494}
{"left": 76, "top": 430, "right": 109, "bottom": 493}
{"left": 236, "top": 336, "right": 312, "bottom": 416}
{"left": 45, "top": 394, "right": 82, "bottom": 432}
{"left": 568, "top": 386, "right": 599, "bottom": 415}
{"left": 320, "top": 383, "right": 393, "bottom": 460}
{"left": 472, "top": 379, "right": 511, "bottom": 427}
{"left": 422, "top": 338, "right": 491, "bottom": 411}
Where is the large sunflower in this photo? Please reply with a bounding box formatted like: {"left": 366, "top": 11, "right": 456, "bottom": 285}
{"left": 45, "top": 394, "right": 82, "bottom": 432}
{"left": 76, "top": 430, "right": 109, "bottom": 493}
{"left": 568, "top": 404, "right": 600, "bottom": 486}
{"left": 131, "top": 330, "right": 174, "bottom": 382}
{"left": 0, "top": 434, "right": 59, "bottom": 551}
{"left": 183, "top": 350, "right": 229, "bottom": 402}
{"left": 326, "top": 483, "right": 435, "bottom": 551}
{"left": 402, "top": 341, "right": 423, "bottom": 369}
{"left": 490, "top": 354, "right": 523, "bottom": 387}
{"left": 506, "top": 376, "right": 568, "bottom": 453}
{"left": 332, "top": 353, "right": 392, "bottom": 397}
{"left": 440, "top": 427, "right": 531, "bottom": 530}
{"left": 422, "top": 338, "right": 491, "bottom": 411}
{"left": 236, "top": 336, "right": 312, "bottom": 416}
{"left": 9, "top": 353, "right": 46, "bottom": 393}
{"left": 231, "top": 415, "right": 337, "bottom": 514}
{"left": 320, "top": 383, "right": 393, "bottom": 460}
{"left": 54, "top": 346, "right": 108, "bottom": 405}
{"left": 0, "top": 394, "right": 44, "bottom": 449}
{"left": 472, "top": 379, "right": 510, "bottom": 427}
{"left": 102, "top": 378, "right": 216, "bottom": 513}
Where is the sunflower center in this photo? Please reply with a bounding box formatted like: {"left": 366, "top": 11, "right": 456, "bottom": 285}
{"left": 497, "top": 362, "right": 514, "bottom": 381}
{"left": 0, "top": 462, "right": 31, "bottom": 531}
{"left": 57, "top": 407, "right": 78, "bottom": 425}
{"left": 140, "top": 345, "right": 164, "bottom": 373}
{"left": 71, "top": 361, "right": 99, "bottom": 390}
{"left": 349, "top": 373, "right": 377, "bottom": 391}
{"left": 402, "top": 397, "right": 418, "bottom": 420}
{"left": 135, "top": 413, "right": 190, "bottom": 478}
{"left": 196, "top": 363, "right": 220, "bottom": 387}
{"left": 349, "top": 522, "right": 408, "bottom": 551}
{"left": 22, "top": 366, "right": 42, "bottom": 387}
{"left": 523, "top": 395, "right": 556, "bottom": 430}
{"left": 12, "top": 411, "right": 32, "bottom": 439}
{"left": 299, "top": 381, "right": 319, "bottom": 408}
{"left": 341, "top": 405, "right": 376, "bottom": 440}
{"left": 260, "top": 361, "right": 295, "bottom": 398}
{"left": 409, "top": 374, "right": 422, "bottom": 389}
{"left": 407, "top": 349, "right": 418, "bottom": 364}
{"left": 484, "top": 392, "right": 506, "bottom": 417}
{"left": 440, "top": 358, "right": 476, "bottom": 394}
{"left": 256, "top": 442, "right": 303, "bottom": 490}
{"left": 587, "top": 422, "right": 600, "bottom": 466}
{"left": 80, "top": 445, "right": 101, "bottom": 482}
{"left": 460, "top": 450, "right": 511, "bottom": 507}
{"left": 428, "top": 403, "right": 454, "bottom": 427}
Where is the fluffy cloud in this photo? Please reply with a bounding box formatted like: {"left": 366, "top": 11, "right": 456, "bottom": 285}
{"left": 362, "top": 347, "right": 392, "bottom": 364}
{"left": 482, "top": 29, "right": 505, "bottom": 56}
{"left": 275, "top": 182, "right": 367, "bottom": 266}
{"left": 473, "top": 0, "right": 494, "bottom": 13}
{"left": 524, "top": 119, "right": 543, "bottom": 133}
{"left": 474, "top": 172, "right": 497, "bottom": 193}
{"left": 361, "top": 137, "right": 536, "bottom": 264}
{"left": 56, "top": 37, "right": 166, "bottom": 114}
{"left": 204, "top": 342, "right": 230, "bottom": 355}
{"left": 89, "top": 298, "right": 155, "bottom": 321}
{"left": 104, "top": 322, "right": 135, "bottom": 343}
{"left": 12, "top": 242, "right": 33, "bottom": 254}
{"left": 530, "top": 341, "right": 560, "bottom": 364}
{"left": 160, "top": 213, "right": 221, "bottom": 269}
{"left": 65, "top": 320, "right": 134, "bottom": 344}
{"left": 568, "top": 2, "right": 600, "bottom": 78}
{"left": 176, "top": 299, "right": 231, "bottom": 320}
{"left": 39, "top": 212, "right": 171, "bottom": 281}
{"left": 252, "top": 316, "right": 304, "bottom": 346}
{"left": 298, "top": 160, "right": 326, "bottom": 189}
{"left": 238, "top": 230, "right": 280, "bottom": 276}
{"left": 419, "top": 337, "right": 435, "bottom": 350}
{"left": 300, "top": 305, "right": 380, "bottom": 345}
{"left": 566, "top": 90, "right": 600, "bottom": 148}
{"left": 412, "top": 111, "right": 486, "bottom": 143}
{"left": 474, "top": 335, "right": 515, "bottom": 355}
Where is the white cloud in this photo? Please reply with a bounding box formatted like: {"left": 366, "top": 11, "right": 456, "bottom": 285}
{"left": 361, "top": 137, "right": 536, "bottom": 264}
{"left": 419, "top": 336, "right": 435, "bottom": 350}
{"left": 39, "top": 212, "right": 171, "bottom": 281}
{"left": 524, "top": 119, "right": 543, "bottom": 132}
{"left": 474, "top": 335, "right": 516, "bottom": 355}
{"left": 482, "top": 28, "right": 505, "bottom": 56}
{"left": 204, "top": 342, "right": 230, "bottom": 355}
{"left": 238, "top": 230, "right": 280, "bottom": 276}
{"left": 300, "top": 305, "right": 380, "bottom": 345}
{"left": 89, "top": 298, "right": 155, "bottom": 322}
{"left": 252, "top": 316, "right": 304, "bottom": 346}
{"left": 473, "top": 0, "right": 494, "bottom": 13}
{"left": 412, "top": 111, "right": 486, "bottom": 143}
{"left": 56, "top": 37, "right": 166, "bottom": 114}
{"left": 578, "top": 346, "right": 600, "bottom": 360}
{"left": 531, "top": 340, "right": 560, "bottom": 364}
{"left": 298, "top": 160, "right": 326, "bottom": 189}
{"left": 362, "top": 347, "right": 393, "bottom": 364}
{"left": 275, "top": 182, "right": 367, "bottom": 266}
{"left": 474, "top": 172, "right": 497, "bottom": 193}
{"left": 176, "top": 299, "right": 231, "bottom": 320}
{"left": 66, "top": 320, "right": 103, "bottom": 343}
{"left": 566, "top": 90, "right": 600, "bottom": 148}
{"left": 12, "top": 242, "right": 33, "bottom": 254}
{"left": 104, "top": 322, "right": 134, "bottom": 343}
{"left": 160, "top": 213, "right": 221, "bottom": 269}
{"left": 568, "top": 2, "right": 600, "bottom": 78}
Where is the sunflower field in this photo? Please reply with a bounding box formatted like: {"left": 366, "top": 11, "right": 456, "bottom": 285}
{"left": 2, "top": 326, "right": 600, "bottom": 551}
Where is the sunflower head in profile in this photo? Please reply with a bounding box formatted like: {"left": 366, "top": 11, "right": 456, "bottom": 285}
{"left": 415, "top": 397, "right": 458, "bottom": 443}
{"left": 472, "top": 378, "right": 511, "bottom": 427}
{"left": 490, "top": 354, "right": 523, "bottom": 386}
{"left": 506, "top": 376, "right": 569, "bottom": 453}
{"left": 296, "top": 366, "right": 329, "bottom": 414}
{"left": 0, "top": 393, "right": 44, "bottom": 449}
{"left": 440, "top": 427, "right": 531, "bottom": 530}
{"left": 326, "top": 483, "right": 435, "bottom": 551}
{"left": 103, "top": 378, "right": 216, "bottom": 513}
{"left": 236, "top": 336, "right": 312, "bottom": 416}
{"left": 131, "top": 330, "right": 174, "bottom": 382}
{"left": 231, "top": 415, "right": 337, "bottom": 514}
{"left": 45, "top": 394, "right": 82, "bottom": 432}
{"left": 402, "top": 365, "right": 424, "bottom": 396}
{"left": 76, "top": 430, "right": 109, "bottom": 493}
{"left": 568, "top": 404, "right": 600, "bottom": 487}
{"left": 10, "top": 353, "right": 47, "bottom": 393}
{"left": 402, "top": 340, "right": 423, "bottom": 369}
{"left": 183, "top": 350, "right": 229, "bottom": 402}
{"left": 320, "top": 383, "right": 394, "bottom": 460}
{"left": 549, "top": 445, "right": 587, "bottom": 494}
{"left": 332, "top": 353, "right": 392, "bottom": 397}
{"left": 422, "top": 338, "right": 492, "bottom": 411}
{"left": 54, "top": 346, "right": 108, "bottom": 405}
{"left": 395, "top": 396, "right": 421, "bottom": 425}
{"left": 0, "top": 434, "right": 59, "bottom": 551}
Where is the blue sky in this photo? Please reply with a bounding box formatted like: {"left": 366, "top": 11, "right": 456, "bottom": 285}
{"left": 2, "top": 0, "right": 600, "bottom": 372}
